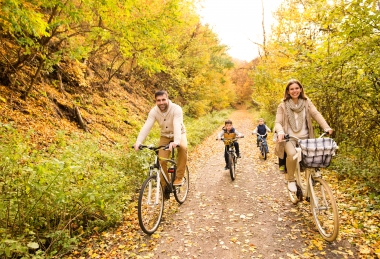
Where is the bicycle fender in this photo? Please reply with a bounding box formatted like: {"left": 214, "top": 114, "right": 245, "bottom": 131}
{"left": 294, "top": 147, "right": 302, "bottom": 162}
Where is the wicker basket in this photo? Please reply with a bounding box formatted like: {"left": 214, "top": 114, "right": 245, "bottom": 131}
{"left": 299, "top": 138, "right": 338, "bottom": 168}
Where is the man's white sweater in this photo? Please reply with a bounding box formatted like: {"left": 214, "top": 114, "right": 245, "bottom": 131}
{"left": 136, "top": 100, "right": 186, "bottom": 145}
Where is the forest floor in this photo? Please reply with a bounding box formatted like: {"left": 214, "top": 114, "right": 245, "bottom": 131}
{"left": 65, "top": 109, "right": 361, "bottom": 259}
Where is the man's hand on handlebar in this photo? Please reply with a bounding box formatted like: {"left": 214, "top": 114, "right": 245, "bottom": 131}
{"left": 133, "top": 143, "right": 141, "bottom": 151}
{"left": 167, "top": 142, "right": 178, "bottom": 151}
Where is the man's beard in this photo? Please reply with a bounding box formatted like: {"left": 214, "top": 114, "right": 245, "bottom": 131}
{"left": 158, "top": 103, "right": 168, "bottom": 111}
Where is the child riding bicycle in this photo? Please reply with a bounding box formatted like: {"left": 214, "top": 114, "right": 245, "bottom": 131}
{"left": 217, "top": 119, "right": 243, "bottom": 170}
{"left": 252, "top": 118, "right": 271, "bottom": 152}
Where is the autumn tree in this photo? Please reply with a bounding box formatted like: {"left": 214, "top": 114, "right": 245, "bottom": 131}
{"left": 251, "top": 0, "right": 380, "bottom": 187}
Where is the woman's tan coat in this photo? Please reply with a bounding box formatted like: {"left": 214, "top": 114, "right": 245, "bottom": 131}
{"left": 274, "top": 98, "right": 330, "bottom": 159}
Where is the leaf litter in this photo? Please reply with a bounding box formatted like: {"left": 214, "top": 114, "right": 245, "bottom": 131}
{"left": 64, "top": 110, "right": 379, "bottom": 259}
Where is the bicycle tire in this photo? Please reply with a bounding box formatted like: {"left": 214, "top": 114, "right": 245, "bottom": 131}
{"left": 174, "top": 165, "right": 190, "bottom": 204}
{"left": 228, "top": 153, "right": 236, "bottom": 180}
{"left": 310, "top": 177, "right": 339, "bottom": 241}
{"left": 262, "top": 145, "right": 267, "bottom": 160}
{"left": 137, "top": 175, "right": 164, "bottom": 234}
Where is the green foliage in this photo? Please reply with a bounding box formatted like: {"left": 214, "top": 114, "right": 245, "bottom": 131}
{"left": 330, "top": 140, "right": 380, "bottom": 193}
{"left": 185, "top": 110, "right": 231, "bottom": 149}
{"left": 0, "top": 123, "right": 144, "bottom": 257}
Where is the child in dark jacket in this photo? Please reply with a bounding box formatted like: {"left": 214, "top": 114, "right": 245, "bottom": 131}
{"left": 217, "top": 119, "right": 243, "bottom": 170}
{"left": 252, "top": 118, "right": 271, "bottom": 152}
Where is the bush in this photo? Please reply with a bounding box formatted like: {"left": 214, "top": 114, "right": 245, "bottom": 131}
{"left": 0, "top": 124, "right": 146, "bottom": 257}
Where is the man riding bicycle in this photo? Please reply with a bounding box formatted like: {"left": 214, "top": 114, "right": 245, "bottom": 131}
{"left": 133, "top": 90, "right": 188, "bottom": 188}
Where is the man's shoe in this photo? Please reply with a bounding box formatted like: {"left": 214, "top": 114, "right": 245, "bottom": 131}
{"left": 173, "top": 177, "right": 184, "bottom": 186}
{"left": 288, "top": 181, "right": 297, "bottom": 192}
{"left": 224, "top": 166, "right": 229, "bottom": 170}
{"left": 279, "top": 165, "right": 285, "bottom": 172}
{"left": 164, "top": 190, "right": 170, "bottom": 200}
{"left": 237, "top": 154, "right": 241, "bottom": 158}
{"left": 164, "top": 186, "right": 170, "bottom": 200}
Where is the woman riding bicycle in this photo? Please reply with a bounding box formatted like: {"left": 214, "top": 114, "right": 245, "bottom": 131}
{"left": 274, "top": 79, "right": 333, "bottom": 193}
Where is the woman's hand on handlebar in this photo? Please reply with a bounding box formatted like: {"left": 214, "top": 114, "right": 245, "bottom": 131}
{"left": 277, "top": 133, "right": 285, "bottom": 142}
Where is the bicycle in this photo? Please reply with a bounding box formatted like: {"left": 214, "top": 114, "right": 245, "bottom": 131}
{"left": 217, "top": 133, "right": 244, "bottom": 181}
{"left": 283, "top": 132, "right": 339, "bottom": 241}
{"left": 255, "top": 133, "right": 269, "bottom": 160}
{"left": 134, "top": 143, "right": 190, "bottom": 234}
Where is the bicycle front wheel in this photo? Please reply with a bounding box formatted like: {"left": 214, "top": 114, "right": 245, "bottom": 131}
{"left": 310, "top": 177, "right": 339, "bottom": 241}
{"left": 228, "top": 153, "right": 236, "bottom": 180}
{"left": 174, "top": 165, "right": 190, "bottom": 204}
{"left": 138, "top": 175, "right": 164, "bottom": 235}
{"left": 262, "top": 145, "right": 267, "bottom": 160}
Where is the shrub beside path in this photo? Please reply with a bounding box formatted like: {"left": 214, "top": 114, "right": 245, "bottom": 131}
{"left": 65, "top": 109, "right": 358, "bottom": 259}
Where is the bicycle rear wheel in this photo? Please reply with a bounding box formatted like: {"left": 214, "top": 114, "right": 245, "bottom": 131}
{"left": 228, "top": 153, "right": 236, "bottom": 180}
{"left": 174, "top": 165, "right": 190, "bottom": 204}
{"left": 310, "top": 177, "right": 339, "bottom": 241}
{"left": 138, "top": 175, "right": 164, "bottom": 234}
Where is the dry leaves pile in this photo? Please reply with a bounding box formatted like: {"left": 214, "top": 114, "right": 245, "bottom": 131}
{"left": 64, "top": 110, "right": 379, "bottom": 259}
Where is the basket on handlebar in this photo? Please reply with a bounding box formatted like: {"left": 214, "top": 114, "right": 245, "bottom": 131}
{"left": 299, "top": 138, "right": 338, "bottom": 168}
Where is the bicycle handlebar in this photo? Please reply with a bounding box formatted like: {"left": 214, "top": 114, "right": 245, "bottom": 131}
{"left": 283, "top": 131, "right": 331, "bottom": 142}
{"left": 216, "top": 135, "right": 244, "bottom": 141}
{"left": 132, "top": 144, "right": 180, "bottom": 151}
{"left": 254, "top": 133, "right": 267, "bottom": 137}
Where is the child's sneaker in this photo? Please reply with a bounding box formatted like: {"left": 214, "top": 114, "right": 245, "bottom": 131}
{"left": 279, "top": 165, "right": 285, "bottom": 173}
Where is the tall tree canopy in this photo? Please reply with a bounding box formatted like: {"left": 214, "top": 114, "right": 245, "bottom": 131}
{"left": 0, "top": 0, "right": 237, "bottom": 116}
{"left": 251, "top": 0, "right": 379, "bottom": 183}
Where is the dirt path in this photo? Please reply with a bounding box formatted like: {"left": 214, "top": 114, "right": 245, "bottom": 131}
{"left": 133, "top": 110, "right": 357, "bottom": 259}
{"left": 66, "top": 110, "right": 358, "bottom": 259}
{"left": 132, "top": 111, "right": 356, "bottom": 259}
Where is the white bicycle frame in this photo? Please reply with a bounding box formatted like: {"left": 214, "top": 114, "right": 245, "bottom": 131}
{"left": 292, "top": 143, "right": 320, "bottom": 207}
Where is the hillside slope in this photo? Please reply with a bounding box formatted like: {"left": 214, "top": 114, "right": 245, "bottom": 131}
{"left": 0, "top": 76, "right": 154, "bottom": 148}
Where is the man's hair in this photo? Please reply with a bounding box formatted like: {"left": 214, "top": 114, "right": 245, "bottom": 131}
{"left": 155, "top": 90, "right": 168, "bottom": 99}
{"left": 225, "top": 119, "right": 233, "bottom": 125}
{"left": 258, "top": 118, "right": 264, "bottom": 122}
